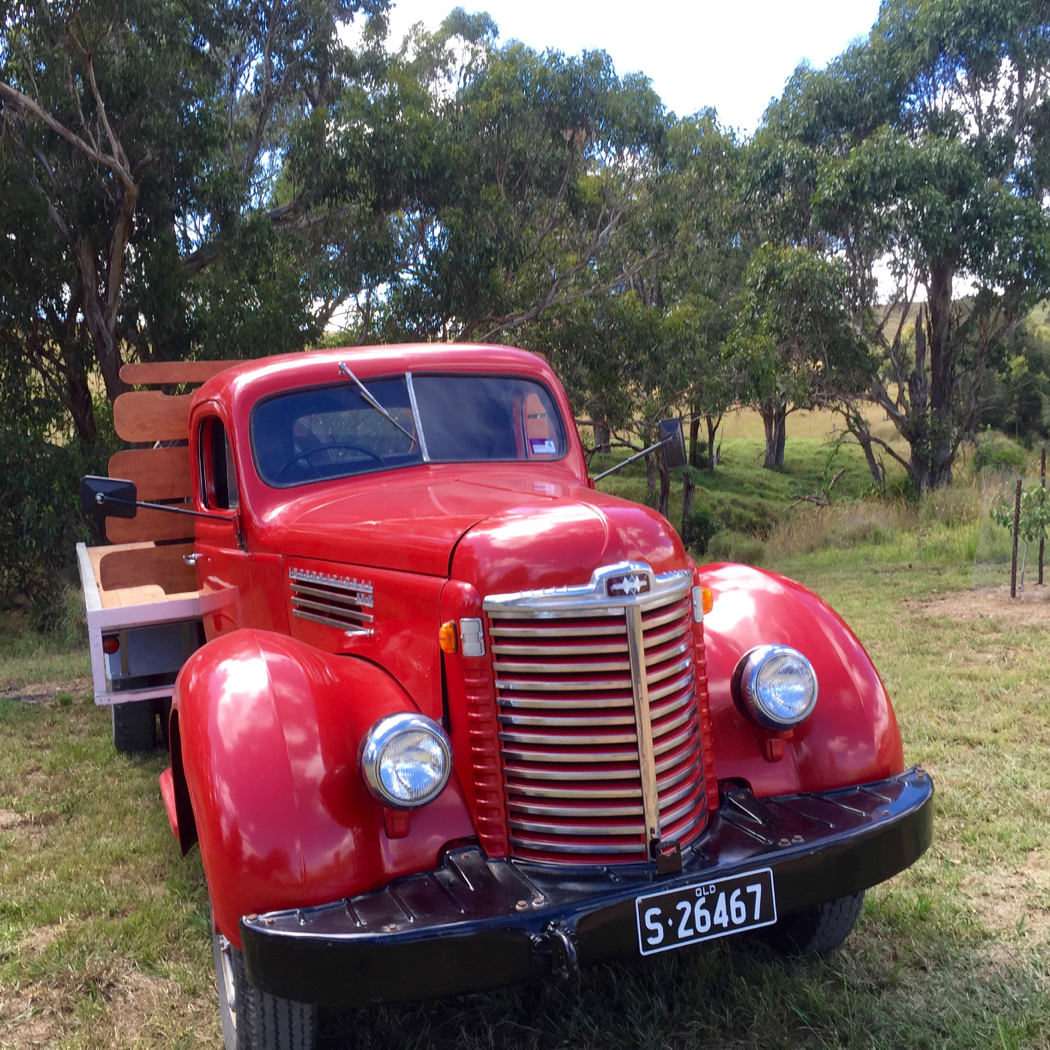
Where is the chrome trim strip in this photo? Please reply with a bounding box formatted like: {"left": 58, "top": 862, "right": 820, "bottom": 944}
{"left": 494, "top": 677, "right": 633, "bottom": 693}
{"left": 507, "top": 782, "right": 643, "bottom": 799}
{"left": 508, "top": 800, "right": 644, "bottom": 818}
{"left": 648, "top": 674, "right": 695, "bottom": 703}
{"left": 501, "top": 747, "right": 640, "bottom": 765}
{"left": 404, "top": 372, "right": 430, "bottom": 462}
{"left": 508, "top": 837, "right": 646, "bottom": 855}
{"left": 499, "top": 695, "right": 637, "bottom": 711}
{"left": 290, "top": 597, "right": 373, "bottom": 624}
{"left": 493, "top": 634, "right": 630, "bottom": 651}
{"left": 490, "top": 623, "right": 628, "bottom": 638}
{"left": 504, "top": 765, "right": 639, "bottom": 780}
{"left": 291, "top": 610, "right": 374, "bottom": 636}
{"left": 498, "top": 711, "right": 637, "bottom": 728}
{"left": 498, "top": 729, "right": 639, "bottom": 746}
{"left": 641, "top": 603, "right": 693, "bottom": 632}
{"left": 508, "top": 817, "right": 647, "bottom": 835}
{"left": 484, "top": 563, "right": 691, "bottom": 616}
{"left": 493, "top": 656, "right": 632, "bottom": 674}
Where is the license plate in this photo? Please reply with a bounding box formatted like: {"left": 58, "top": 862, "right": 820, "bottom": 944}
{"left": 635, "top": 867, "right": 777, "bottom": 956}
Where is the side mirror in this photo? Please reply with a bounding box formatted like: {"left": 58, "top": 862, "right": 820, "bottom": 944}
{"left": 658, "top": 419, "right": 687, "bottom": 471}
{"left": 80, "top": 476, "right": 138, "bottom": 521}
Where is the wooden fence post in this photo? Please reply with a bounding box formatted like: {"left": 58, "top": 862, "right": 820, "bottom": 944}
{"left": 1011, "top": 478, "right": 1022, "bottom": 599}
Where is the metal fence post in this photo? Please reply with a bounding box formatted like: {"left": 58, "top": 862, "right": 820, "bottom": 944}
{"left": 1011, "top": 478, "right": 1023, "bottom": 599}
{"left": 1040, "top": 448, "right": 1046, "bottom": 587}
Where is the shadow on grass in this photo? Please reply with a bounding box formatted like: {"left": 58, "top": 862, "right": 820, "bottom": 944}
{"left": 319, "top": 903, "right": 1049, "bottom": 1050}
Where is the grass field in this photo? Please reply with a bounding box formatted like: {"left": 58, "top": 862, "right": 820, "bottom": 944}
{"left": 1, "top": 450, "right": 1048, "bottom": 1049}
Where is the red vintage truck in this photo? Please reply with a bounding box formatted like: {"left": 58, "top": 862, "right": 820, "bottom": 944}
{"left": 79, "top": 344, "right": 932, "bottom": 1050}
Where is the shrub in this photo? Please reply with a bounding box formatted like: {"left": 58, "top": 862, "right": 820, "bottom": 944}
{"left": 683, "top": 506, "right": 723, "bottom": 555}
{"left": 705, "top": 530, "right": 768, "bottom": 566}
{"left": 767, "top": 501, "right": 913, "bottom": 558}
{"left": 0, "top": 426, "right": 109, "bottom": 633}
{"left": 970, "top": 431, "right": 1029, "bottom": 473}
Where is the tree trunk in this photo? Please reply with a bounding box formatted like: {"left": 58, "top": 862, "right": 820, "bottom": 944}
{"left": 689, "top": 416, "right": 701, "bottom": 468}
{"left": 761, "top": 401, "right": 787, "bottom": 469}
{"left": 658, "top": 455, "right": 671, "bottom": 518}
{"left": 593, "top": 421, "right": 610, "bottom": 454}
{"left": 66, "top": 364, "right": 97, "bottom": 445}
{"left": 645, "top": 451, "right": 656, "bottom": 493}
{"left": 680, "top": 466, "right": 695, "bottom": 539}
{"left": 705, "top": 414, "right": 723, "bottom": 471}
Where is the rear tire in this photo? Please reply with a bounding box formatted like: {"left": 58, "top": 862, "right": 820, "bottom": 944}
{"left": 213, "top": 915, "right": 317, "bottom": 1050}
{"left": 111, "top": 699, "right": 156, "bottom": 753}
{"left": 761, "top": 891, "right": 865, "bottom": 956}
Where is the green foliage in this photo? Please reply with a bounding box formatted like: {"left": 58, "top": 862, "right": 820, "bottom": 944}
{"left": 0, "top": 425, "right": 110, "bottom": 631}
{"left": 970, "top": 430, "right": 1030, "bottom": 473}
{"left": 990, "top": 481, "right": 1050, "bottom": 584}
{"left": 682, "top": 506, "right": 723, "bottom": 555}
{"left": 705, "top": 530, "right": 767, "bottom": 565}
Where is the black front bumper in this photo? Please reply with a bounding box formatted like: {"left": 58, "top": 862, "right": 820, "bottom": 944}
{"left": 242, "top": 767, "right": 933, "bottom": 1007}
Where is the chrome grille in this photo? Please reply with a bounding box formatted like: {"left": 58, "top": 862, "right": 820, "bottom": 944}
{"left": 485, "top": 565, "right": 706, "bottom": 863}
{"left": 288, "top": 568, "right": 374, "bottom": 633}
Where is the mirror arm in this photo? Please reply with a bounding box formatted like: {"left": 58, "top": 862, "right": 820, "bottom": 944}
{"left": 93, "top": 492, "right": 230, "bottom": 523}
{"left": 591, "top": 436, "right": 675, "bottom": 483}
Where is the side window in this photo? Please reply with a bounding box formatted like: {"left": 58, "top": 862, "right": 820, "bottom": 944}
{"left": 199, "top": 418, "right": 240, "bottom": 511}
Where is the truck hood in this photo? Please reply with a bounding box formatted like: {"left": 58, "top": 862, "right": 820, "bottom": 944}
{"left": 276, "top": 471, "right": 687, "bottom": 586}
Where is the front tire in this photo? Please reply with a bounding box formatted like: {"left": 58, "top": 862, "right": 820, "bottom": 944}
{"left": 212, "top": 915, "right": 317, "bottom": 1050}
{"left": 761, "top": 891, "right": 865, "bottom": 956}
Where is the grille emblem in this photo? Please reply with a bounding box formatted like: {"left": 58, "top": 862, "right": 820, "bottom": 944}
{"left": 607, "top": 573, "right": 650, "bottom": 597}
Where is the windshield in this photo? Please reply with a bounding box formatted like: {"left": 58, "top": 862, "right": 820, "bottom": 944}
{"left": 251, "top": 373, "right": 567, "bottom": 487}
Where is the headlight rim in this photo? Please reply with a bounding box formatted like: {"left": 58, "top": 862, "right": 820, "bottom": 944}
{"left": 359, "top": 712, "right": 452, "bottom": 810}
{"left": 734, "top": 643, "right": 818, "bottom": 731}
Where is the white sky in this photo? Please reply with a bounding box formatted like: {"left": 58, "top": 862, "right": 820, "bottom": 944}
{"left": 382, "top": 0, "right": 884, "bottom": 134}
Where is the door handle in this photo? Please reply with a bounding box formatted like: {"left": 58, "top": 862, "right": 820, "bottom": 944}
{"left": 183, "top": 553, "right": 202, "bottom": 566}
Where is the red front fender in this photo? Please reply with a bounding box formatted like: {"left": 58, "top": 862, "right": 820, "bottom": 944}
{"left": 699, "top": 563, "right": 905, "bottom": 797}
{"left": 172, "top": 629, "right": 474, "bottom": 946}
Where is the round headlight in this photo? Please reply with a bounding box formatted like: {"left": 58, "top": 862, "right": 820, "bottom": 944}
{"left": 736, "top": 644, "right": 818, "bottom": 730}
{"left": 360, "top": 713, "right": 452, "bottom": 809}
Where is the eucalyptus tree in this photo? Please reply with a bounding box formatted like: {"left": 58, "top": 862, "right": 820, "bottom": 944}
{"left": 730, "top": 244, "right": 871, "bottom": 469}
{"left": 0, "top": 0, "right": 389, "bottom": 442}
{"left": 758, "top": 0, "right": 1050, "bottom": 491}
{"left": 328, "top": 11, "right": 670, "bottom": 370}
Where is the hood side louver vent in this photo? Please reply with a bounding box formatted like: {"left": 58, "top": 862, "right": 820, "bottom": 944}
{"left": 289, "top": 568, "right": 374, "bottom": 634}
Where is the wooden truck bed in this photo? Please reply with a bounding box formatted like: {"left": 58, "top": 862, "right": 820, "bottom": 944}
{"left": 79, "top": 360, "right": 236, "bottom": 705}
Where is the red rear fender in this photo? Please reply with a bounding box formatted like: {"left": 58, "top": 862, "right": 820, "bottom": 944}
{"left": 699, "top": 564, "right": 904, "bottom": 797}
{"left": 172, "top": 630, "right": 474, "bottom": 946}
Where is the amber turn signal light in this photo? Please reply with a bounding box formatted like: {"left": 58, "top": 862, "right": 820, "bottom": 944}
{"left": 438, "top": 621, "right": 458, "bottom": 653}
{"left": 702, "top": 587, "right": 714, "bottom": 615}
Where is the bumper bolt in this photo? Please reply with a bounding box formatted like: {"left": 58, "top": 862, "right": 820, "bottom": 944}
{"left": 791, "top": 834, "right": 804, "bottom": 844}
{"left": 246, "top": 914, "right": 258, "bottom": 922}
{"left": 533, "top": 896, "right": 545, "bottom": 907}
{"left": 778, "top": 838, "right": 791, "bottom": 847}
{"left": 516, "top": 900, "right": 529, "bottom": 911}
{"left": 383, "top": 924, "right": 398, "bottom": 932}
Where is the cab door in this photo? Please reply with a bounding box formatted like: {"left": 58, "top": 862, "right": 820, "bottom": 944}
{"left": 194, "top": 414, "right": 251, "bottom": 640}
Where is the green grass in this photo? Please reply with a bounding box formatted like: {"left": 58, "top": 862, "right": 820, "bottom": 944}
{"left": 1, "top": 441, "right": 1048, "bottom": 1048}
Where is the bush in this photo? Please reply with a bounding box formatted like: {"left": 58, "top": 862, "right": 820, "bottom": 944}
{"left": 704, "top": 530, "right": 767, "bottom": 566}
{"left": 970, "top": 431, "right": 1029, "bottom": 473}
{"left": 0, "top": 426, "right": 108, "bottom": 632}
{"left": 682, "top": 505, "right": 723, "bottom": 555}
{"left": 767, "top": 501, "right": 913, "bottom": 558}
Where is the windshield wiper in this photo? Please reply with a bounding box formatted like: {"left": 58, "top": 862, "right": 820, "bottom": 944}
{"left": 337, "top": 361, "right": 416, "bottom": 443}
